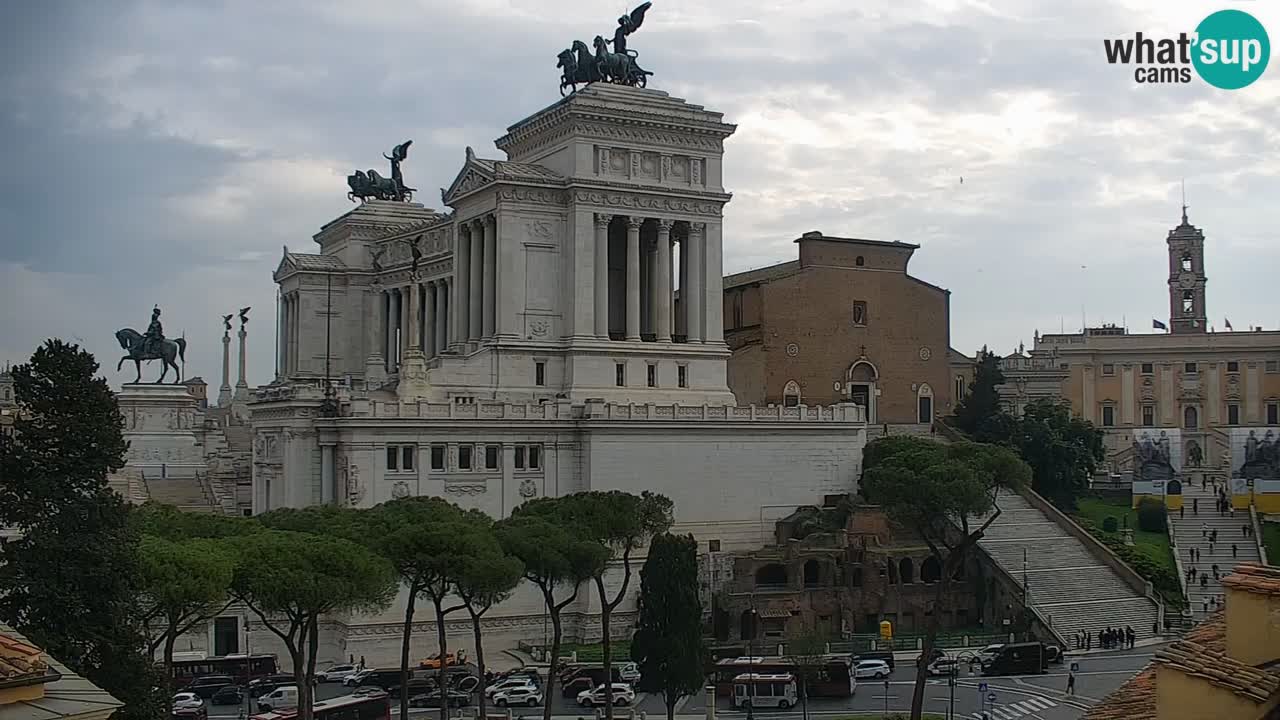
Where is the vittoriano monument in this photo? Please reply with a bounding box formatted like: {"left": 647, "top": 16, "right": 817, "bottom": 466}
{"left": 347, "top": 140, "right": 415, "bottom": 203}
{"left": 115, "top": 306, "right": 188, "bottom": 384}
{"left": 557, "top": 2, "right": 654, "bottom": 95}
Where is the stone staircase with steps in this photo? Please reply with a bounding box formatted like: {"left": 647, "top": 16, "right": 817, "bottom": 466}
{"left": 141, "top": 470, "right": 220, "bottom": 513}
{"left": 978, "top": 490, "right": 1162, "bottom": 643}
{"left": 1171, "top": 479, "right": 1260, "bottom": 620}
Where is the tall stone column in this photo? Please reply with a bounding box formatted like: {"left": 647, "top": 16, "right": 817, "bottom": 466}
{"left": 384, "top": 290, "right": 395, "bottom": 372}
{"left": 399, "top": 286, "right": 411, "bottom": 362}
{"left": 676, "top": 233, "right": 687, "bottom": 340}
{"left": 320, "top": 444, "right": 336, "bottom": 505}
{"left": 286, "top": 294, "right": 296, "bottom": 375}
{"left": 388, "top": 289, "right": 401, "bottom": 371}
{"left": 469, "top": 219, "right": 484, "bottom": 342}
{"left": 407, "top": 283, "right": 421, "bottom": 350}
{"left": 399, "top": 280, "right": 431, "bottom": 400}
{"left": 702, "top": 221, "right": 725, "bottom": 343}
{"left": 594, "top": 214, "right": 612, "bottom": 338}
{"left": 482, "top": 215, "right": 497, "bottom": 338}
{"left": 436, "top": 279, "right": 449, "bottom": 353}
{"left": 219, "top": 328, "right": 232, "bottom": 405}
{"left": 455, "top": 223, "right": 472, "bottom": 346}
{"left": 276, "top": 295, "right": 286, "bottom": 378}
{"left": 655, "top": 220, "right": 673, "bottom": 342}
{"left": 365, "top": 286, "right": 386, "bottom": 383}
{"left": 686, "top": 224, "right": 704, "bottom": 343}
{"left": 235, "top": 320, "right": 249, "bottom": 400}
{"left": 625, "top": 217, "right": 642, "bottom": 341}
{"left": 423, "top": 281, "right": 437, "bottom": 358}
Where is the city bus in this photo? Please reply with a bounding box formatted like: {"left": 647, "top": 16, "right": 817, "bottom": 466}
{"left": 251, "top": 692, "right": 391, "bottom": 720}
{"left": 167, "top": 653, "right": 280, "bottom": 687}
{"left": 712, "top": 655, "right": 856, "bottom": 697}
{"left": 731, "top": 673, "right": 798, "bottom": 709}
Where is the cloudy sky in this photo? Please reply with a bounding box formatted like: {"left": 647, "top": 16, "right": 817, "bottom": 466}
{"left": 2, "top": 0, "right": 1277, "bottom": 388}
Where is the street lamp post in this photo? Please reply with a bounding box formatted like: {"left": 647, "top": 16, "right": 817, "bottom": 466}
{"left": 745, "top": 596, "right": 758, "bottom": 720}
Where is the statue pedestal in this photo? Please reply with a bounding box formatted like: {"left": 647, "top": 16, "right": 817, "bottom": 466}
{"left": 365, "top": 354, "right": 387, "bottom": 386}
{"left": 117, "top": 384, "right": 204, "bottom": 473}
{"left": 1122, "top": 528, "right": 1135, "bottom": 547}
{"left": 396, "top": 351, "right": 431, "bottom": 401}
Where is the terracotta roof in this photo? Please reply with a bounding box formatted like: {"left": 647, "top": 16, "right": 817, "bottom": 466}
{"left": 0, "top": 623, "right": 122, "bottom": 720}
{"left": 723, "top": 260, "right": 800, "bottom": 290}
{"left": 0, "top": 631, "right": 47, "bottom": 681}
{"left": 1221, "top": 563, "right": 1280, "bottom": 596}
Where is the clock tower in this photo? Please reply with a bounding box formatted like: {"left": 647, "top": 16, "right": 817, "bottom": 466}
{"left": 1167, "top": 205, "right": 1207, "bottom": 334}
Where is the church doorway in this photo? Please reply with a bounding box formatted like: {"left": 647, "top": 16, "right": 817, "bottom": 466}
{"left": 847, "top": 360, "right": 879, "bottom": 423}
{"left": 917, "top": 383, "right": 934, "bottom": 424}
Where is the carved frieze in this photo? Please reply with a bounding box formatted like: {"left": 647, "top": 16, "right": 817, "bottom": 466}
{"left": 444, "top": 483, "right": 487, "bottom": 496}
{"left": 571, "top": 190, "right": 722, "bottom": 217}
{"left": 572, "top": 122, "right": 725, "bottom": 152}
{"left": 496, "top": 187, "right": 569, "bottom": 206}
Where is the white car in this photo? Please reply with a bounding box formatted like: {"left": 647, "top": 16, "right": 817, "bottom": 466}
{"left": 172, "top": 692, "right": 204, "bottom": 710}
{"left": 854, "top": 660, "right": 891, "bottom": 679}
{"left": 485, "top": 678, "right": 537, "bottom": 698}
{"left": 577, "top": 683, "right": 635, "bottom": 707}
{"left": 316, "top": 664, "right": 361, "bottom": 683}
{"left": 927, "top": 658, "right": 958, "bottom": 677}
{"left": 491, "top": 685, "right": 544, "bottom": 707}
{"left": 618, "top": 662, "right": 641, "bottom": 683}
{"left": 977, "top": 644, "right": 1004, "bottom": 664}
{"left": 344, "top": 669, "right": 373, "bottom": 687}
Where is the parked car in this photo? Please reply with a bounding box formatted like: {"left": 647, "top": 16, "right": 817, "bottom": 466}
{"left": 560, "top": 676, "right": 599, "bottom": 698}
{"left": 576, "top": 683, "right": 635, "bottom": 708}
{"left": 916, "top": 648, "right": 946, "bottom": 665}
{"left": 491, "top": 685, "right": 543, "bottom": 708}
{"left": 250, "top": 674, "right": 296, "bottom": 698}
{"left": 170, "top": 706, "right": 207, "bottom": 720}
{"left": 209, "top": 686, "right": 245, "bottom": 705}
{"left": 316, "top": 664, "right": 362, "bottom": 683}
{"left": 187, "top": 675, "right": 235, "bottom": 699}
{"left": 926, "top": 658, "right": 958, "bottom": 677}
{"left": 978, "top": 644, "right": 1004, "bottom": 663}
{"left": 409, "top": 690, "right": 472, "bottom": 708}
{"left": 853, "top": 651, "right": 896, "bottom": 671}
{"left": 344, "top": 669, "right": 373, "bottom": 687}
{"left": 256, "top": 685, "right": 298, "bottom": 713}
{"left": 419, "top": 652, "right": 464, "bottom": 669}
{"left": 854, "top": 660, "right": 891, "bottom": 679}
{"left": 617, "top": 663, "right": 641, "bottom": 683}
{"left": 353, "top": 668, "right": 415, "bottom": 694}
{"left": 486, "top": 678, "right": 538, "bottom": 698}
{"left": 172, "top": 692, "right": 205, "bottom": 711}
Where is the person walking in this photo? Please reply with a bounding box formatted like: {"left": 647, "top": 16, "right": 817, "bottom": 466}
{"left": 1193, "top": 498, "right": 1199, "bottom": 515}
{"left": 1067, "top": 670, "right": 1076, "bottom": 696}
{"left": 1202, "top": 522, "right": 1209, "bottom": 538}
{"left": 1210, "top": 540, "right": 1216, "bottom": 555}
{"left": 1229, "top": 505, "right": 1235, "bottom": 518}
{"left": 1180, "top": 504, "right": 1185, "bottom": 519}
{"left": 1201, "top": 574, "right": 1209, "bottom": 588}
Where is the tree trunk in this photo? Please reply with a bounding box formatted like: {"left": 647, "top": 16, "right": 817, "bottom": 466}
{"left": 910, "top": 563, "right": 952, "bottom": 720}
{"left": 666, "top": 691, "right": 677, "bottom": 720}
{"left": 543, "top": 589, "right": 564, "bottom": 720}
{"left": 801, "top": 676, "right": 808, "bottom": 720}
{"left": 287, "top": 641, "right": 310, "bottom": 720}
{"left": 597, "top": 578, "right": 614, "bottom": 720}
{"left": 399, "top": 591, "right": 418, "bottom": 720}
{"left": 304, "top": 616, "right": 321, "bottom": 720}
{"left": 470, "top": 608, "right": 488, "bottom": 720}
{"left": 433, "top": 598, "right": 450, "bottom": 720}
{"left": 163, "top": 624, "right": 177, "bottom": 705}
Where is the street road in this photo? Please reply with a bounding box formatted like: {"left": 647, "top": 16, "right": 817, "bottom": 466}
{"left": 203, "top": 647, "right": 1160, "bottom": 720}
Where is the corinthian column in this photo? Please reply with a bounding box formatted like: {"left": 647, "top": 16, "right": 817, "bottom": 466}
{"left": 594, "top": 214, "right": 611, "bottom": 338}
{"left": 436, "top": 278, "right": 449, "bottom": 353}
{"left": 219, "top": 327, "right": 232, "bottom": 405}
{"left": 423, "top": 281, "right": 436, "bottom": 358}
{"left": 482, "top": 215, "right": 496, "bottom": 338}
{"left": 685, "top": 224, "right": 705, "bottom": 343}
{"left": 469, "top": 219, "right": 483, "bottom": 342}
{"left": 625, "top": 217, "right": 642, "bottom": 341}
{"left": 455, "top": 223, "right": 471, "bottom": 345}
{"left": 235, "top": 318, "right": 249, "bottom": 399}
{"left": 655, "top": 220, "right": 673, "bottom": 343}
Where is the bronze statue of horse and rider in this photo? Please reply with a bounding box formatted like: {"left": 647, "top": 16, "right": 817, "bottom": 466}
{"left": 115, "top": 306, "right": 187, "bottom": 384}
{"left": 557, "top": 3, "right": 654, "bottom": 95}
{"left": 348, "top": 140, "right": 415, "bottom": 202}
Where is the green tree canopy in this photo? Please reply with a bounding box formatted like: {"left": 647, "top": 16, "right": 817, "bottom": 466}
{"left": 631, "top": 534, "right": 704, "bottom": 720}
{"left": 862, "top": 436, "right": 1030, "bottom": 720}
{"left": 1012, "top": 398, "right": 1104, "bottom": 509}
{"left": 952, "top": 349, "right": 1016, "bottom": 443}
{"left": 454, "top": 524, "right": 524, "bottom": 720}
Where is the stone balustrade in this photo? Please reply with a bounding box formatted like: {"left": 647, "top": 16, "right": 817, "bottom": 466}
{"left": 349, "top": 398, "right": 866, "bottom": 424}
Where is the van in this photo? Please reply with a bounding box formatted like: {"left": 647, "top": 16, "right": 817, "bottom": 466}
{"left": 981, "top": 642, "right": 1046, "bottom": 676}
{"left": 257, "top": 685, "right": 298, "bottom": 712}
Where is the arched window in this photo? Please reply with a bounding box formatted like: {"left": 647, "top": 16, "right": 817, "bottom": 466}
{"left": 783, "top": 381, "right": 802, "bottom": 408}
{"left": 1181, "top": 253, "right": 1193, "bottom": 272}
{"left": 899, "top": 558, "right": 915, "bottom": 584}
{"left": 917, "top": 383, "right": 934, "bottom": 423}
{"left": 921, "top": 557, "right": 941, "bottom": 584}
{"left": 756, "top": 564, "right": 787, "bottom": 587}
{"left": 1184, "top": 405, "right": 1199, "bottom": 429}
{"left": 886, "top": 561, "right": 897, "bottom": 584}
{"left": 803, "top": 559, "right": 820, "bottom": 587}
{"left": 1182, "top": 290, "right": 1195, "bottom": 314}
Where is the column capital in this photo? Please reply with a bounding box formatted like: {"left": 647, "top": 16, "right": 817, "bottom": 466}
{"left": 595, "top": 213, "right": 613, "bottom": 228}
{"left": 470, "top": 217, "right": 485, "bottom": 231}
{"left": 656, "top": 218, "right": 675, "bottom": 232}
{"left": 484, "top": 213, "right": 497, "bottom": 228}
{"left": 688, "top": 222, "right": 706, "bottom": 239}
{"left": 625, "top": 216, "right": 645, "bottom": 230}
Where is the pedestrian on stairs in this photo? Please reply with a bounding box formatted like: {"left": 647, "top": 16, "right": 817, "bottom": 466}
{"left": 1229, "top": 505, "right": 1235, "bottom": 518}
{"left": 1201, "top": 574, "right": 1209, "bottom": 588}
{"left": 1212, "top": 528, "right": 1219, "bottom": 543}
{"left": 1180, "top": 504, "right": 1185, "bottom": 519}
{"left": 1067, "top": 670, "right": 1076, "bottom": 695}
{"left": 1193, "top": 498, "right": 1199, "bottom": 515}
{"left": 1204, "top": 600, "right": 1209, "bottom": 613}
{"left": 1232, "top": 543, "right": 1238, "bottom": 558}
{"left": 1243, "top": 523, "right": 1251, "bottom": 538}
{"left": 1202, "top": 522, "right": 1208, "bottom": 537}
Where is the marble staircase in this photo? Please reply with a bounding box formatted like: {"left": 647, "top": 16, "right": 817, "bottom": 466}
{"left": 141, "top": 470, "right": 220, "bottom": 513}
{"left": 978, "top": 491, "right": 1162, "bottom": 643}
{"left": 1171, "top": 479, "right": 1260, "bottom": 620}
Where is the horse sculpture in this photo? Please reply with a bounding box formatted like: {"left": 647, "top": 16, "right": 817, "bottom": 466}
{"left": 115, "top": 328, "right": 186, "bottom": 384}
{"left": 593, "top": 35, "right": 650, "bottom": 87}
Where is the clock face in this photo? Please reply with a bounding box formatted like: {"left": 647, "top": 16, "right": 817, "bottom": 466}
{"left": 918, "top": 346, "right": 932, "bottom": 361}
{"left": 1178, "top": 273, "right": 1197, "bottom": 289}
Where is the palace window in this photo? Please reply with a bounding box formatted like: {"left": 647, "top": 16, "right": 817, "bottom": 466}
{"left": 647, "top": 363, "right": 657, "bottom": 388}
{"left": 1228, "top": 404, "right": 1240, "bottom": 425}
{"left": 615, "top": 363, "right": 626, "bottom": 387}
{"left": 678, "top": 365, "right": 688, "bottom": 388}
{"left": 1102, "top": 363, "right": 1115, "bottom": 376}
{"left": 1101, "top": 405, "right": 1115, "bottom": 427}
{"left": 430, "top": 445, "right": 445, "bottom": 471}
{"left": 708, "top": 539, "right": 721, "bottom": 552}
{"left": 514, "top": 444, "right": 541, "bottom": 470}
{"left": 855, "top": 256, "right": 865, "bottom": 267}
{"left": 1268, "top": 403, "right": 1278, "bottom": 425}
{"left": 1142, "top": 405, "right": 1155, "bottom": 426}
{"left": 528, "top": 445, "right": 541, "bottom": 470}
{"left": 954, "top": 375, "right": 965, "bottom": 400}
{"left": 514, "top": 446, "right": 524, "bottom": 469}
{"left": 484, "top": 445, "right": 500, "bottom": 470}
{"left": 535, "top": 361, "right": 546, "bottom": 387}
{"left": 387, "top": 445, "right": 415, "bottom": 472}
{"left": 1141, "top": 362, "right": 1154, "bottom": 375}
{"left": 1226, "top": 360, "right": 1239, "bottom": 372}
{"left": 458, "top": 445, "right": 474, "bottom": 471}
{"left": 852, "top": 301, "right": 868, "bottom": 327}
{"left": 1268, "top": 360, "right": 1279, "bottom": 373}
{"left": 1184, "top": 362, "right": 1198, "bottom": 374}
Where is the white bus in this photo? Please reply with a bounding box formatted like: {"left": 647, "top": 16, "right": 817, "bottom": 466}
{"left": 732, "top": 673, "right": 798, "bottom": 709}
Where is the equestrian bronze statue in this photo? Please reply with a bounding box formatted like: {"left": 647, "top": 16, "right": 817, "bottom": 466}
{"left": 115, "top": 306, "right": 187, "bottom": 384}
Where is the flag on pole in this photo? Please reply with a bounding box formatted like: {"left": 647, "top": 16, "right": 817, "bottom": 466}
{"left": 1224, "top": 317, "right": 1233, "bottom": 331}
{"left": 1152, "top": 319, "right": 1168, "bottom": 331}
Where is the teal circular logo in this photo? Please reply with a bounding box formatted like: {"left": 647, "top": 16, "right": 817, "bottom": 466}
{"left": 1192, "top": 9, "right": 1270, "bottom": 89}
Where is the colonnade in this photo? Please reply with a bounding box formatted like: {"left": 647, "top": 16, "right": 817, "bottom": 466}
{"left": 376, "top": 278, "right": 452, "bottom": 373}
{"left": 595, "top": 213, "right": 709, "bottom": 343}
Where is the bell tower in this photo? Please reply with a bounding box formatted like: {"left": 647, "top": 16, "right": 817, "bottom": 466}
{"left": 1166, "top": 203, "right": 1207, "bottom": 334}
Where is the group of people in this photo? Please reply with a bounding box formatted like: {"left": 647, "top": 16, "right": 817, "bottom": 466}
{"left": 1071, "top": 625, "right": 1136, "bottom": 650}
{"left": 1200, "top": 594, "right": 1225, "bottom": 614}
{"left": 1185, "top": 560, "right": 1228, "bottom": 585}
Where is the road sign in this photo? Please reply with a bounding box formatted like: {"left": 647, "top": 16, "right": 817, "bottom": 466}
{"left": 988, "top": 693, "right": 997, "bottom": 703}
{"left": 1071, "top": 661, "right": 1080, "bottom": 672}
{"left": 978, "top": 682, "right": 988, "bottom": 692}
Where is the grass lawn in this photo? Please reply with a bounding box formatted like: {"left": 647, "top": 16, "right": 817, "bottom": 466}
{"left": 1074, "top": 496, "right": 1174, "bottom": 565}
{"left": 1264, "top": 522, "right": 1280, "bottom": 567}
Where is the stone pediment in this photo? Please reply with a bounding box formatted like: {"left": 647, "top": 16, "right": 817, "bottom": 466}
{"left": 442, "top": 148, "right": 496, "bottom": 205}
{"left": 274, "top": 247, "right": 347, "bottom": 280}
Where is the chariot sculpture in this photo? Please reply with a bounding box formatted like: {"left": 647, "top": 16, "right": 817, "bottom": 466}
{"left": 557, "top": 3, "right": 654, "bottom": 95}
{"left": 347, "top": 140, "right": 415, "bottom": 202}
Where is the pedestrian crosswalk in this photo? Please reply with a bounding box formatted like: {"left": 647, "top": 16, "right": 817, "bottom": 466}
{"left": 970, "top": 695, "right": 1057, "bottom": 719}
